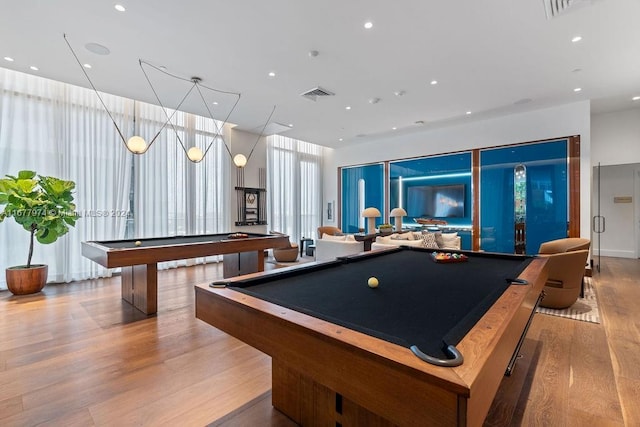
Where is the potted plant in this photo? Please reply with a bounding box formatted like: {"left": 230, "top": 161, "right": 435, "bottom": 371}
{"left": 0, "top": 170, "right": 78, "bottom": 295}
{"left": 378, "top": 223, "right": 394, "bottom": 235}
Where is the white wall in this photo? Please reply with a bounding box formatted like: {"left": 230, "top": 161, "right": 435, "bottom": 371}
{"left": 591, "top": 108, "right": 640, "bottom": 166}
{"left": 591, "top": 107, "right": 640, "bottom": 258}
{"left": 323, "top": 101, "right": 592, "bottom": 239}
{"left": 592, "top": 163, "right": 638, "bottom": 258}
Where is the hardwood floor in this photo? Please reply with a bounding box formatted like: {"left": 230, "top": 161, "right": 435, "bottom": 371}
{"left": 1, "top": 256, "right": 638, "bottom": 426}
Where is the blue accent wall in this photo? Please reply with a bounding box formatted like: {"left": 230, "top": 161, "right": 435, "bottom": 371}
{"left": 341, "top": 164, "right": 385, "bottom": 233}
{"left": 480, "top": 140, "right": 568, "bottom": 254}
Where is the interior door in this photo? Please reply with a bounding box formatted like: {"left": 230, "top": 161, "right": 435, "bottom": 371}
{"left": 592, "top": 163, "right": 604, "bottom": 272}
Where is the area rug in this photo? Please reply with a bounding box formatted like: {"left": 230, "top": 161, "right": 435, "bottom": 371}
{"left": 537, "top": 276, "right": 600, "bottom": 324}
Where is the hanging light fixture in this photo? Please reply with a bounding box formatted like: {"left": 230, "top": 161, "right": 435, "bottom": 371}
{"left": 63, "top": 34, "right": 241, "bottom": 163}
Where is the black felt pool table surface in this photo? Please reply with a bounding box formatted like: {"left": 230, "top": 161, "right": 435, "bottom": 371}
{"left": 98, "top": 233, "right": 272, "bottom": 248}
{"left": 229, "top": 248, "right": 533, "bottom": 360}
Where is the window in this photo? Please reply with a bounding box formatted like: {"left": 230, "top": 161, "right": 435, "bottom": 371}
{"left": 267, "top": 135, "right": 323, "bottom": 242}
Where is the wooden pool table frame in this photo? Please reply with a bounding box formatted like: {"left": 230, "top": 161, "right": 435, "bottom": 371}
{"left": 82, "top": 233, "right": 289, "bottom": 315}
{"left": 195, "top": 253, "right": 548, "bottom": 427}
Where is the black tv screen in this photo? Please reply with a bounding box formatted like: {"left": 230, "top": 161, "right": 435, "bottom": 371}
{"left": 407, "top": 184, "right": 465, "bottom": 218}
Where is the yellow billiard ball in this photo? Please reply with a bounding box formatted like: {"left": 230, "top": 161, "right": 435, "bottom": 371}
{"left": 134, "top": 240, "right": 142, "bottom": 247}
{"left": 367, "top": 277, "right": 379, "bottom": 288}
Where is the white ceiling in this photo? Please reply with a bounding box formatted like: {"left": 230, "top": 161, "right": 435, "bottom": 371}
{"left": 2, "top": 0, "right": 639, "bottom": 149}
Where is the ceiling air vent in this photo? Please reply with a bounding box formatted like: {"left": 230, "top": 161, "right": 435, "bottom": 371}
{"left": 301, "top": 86, "right": 335, "bottom": 102}
{"left": 542, "top": 0, "right": 597, "bottom": 19}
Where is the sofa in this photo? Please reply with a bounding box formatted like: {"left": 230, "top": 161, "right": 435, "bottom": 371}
{"left": 315, "top": 233, "right": 365, "bottom": 262}
{"left": 371, "top": 230, "right": 461, "bottom": 251}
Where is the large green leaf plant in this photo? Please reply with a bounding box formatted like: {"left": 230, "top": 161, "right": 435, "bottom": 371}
{"left": 0, "top": 170, "right": 78, "bottom": 268}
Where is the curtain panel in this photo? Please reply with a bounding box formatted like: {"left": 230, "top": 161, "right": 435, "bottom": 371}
{"left": 267, "top": 135, "right": 323, "bottom": 243}
{"left": 0, "top": 68, "right": 229, "bottom": 289}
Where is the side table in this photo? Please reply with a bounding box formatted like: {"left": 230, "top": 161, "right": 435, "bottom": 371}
{"left": 300, "top": 238, "right": 314, "bottom": 257}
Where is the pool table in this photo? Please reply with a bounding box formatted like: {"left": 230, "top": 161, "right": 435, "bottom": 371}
{"left": 82, "top": 232, "right": 289, "bottom": 314}
{"left": 195, "top": 247, "right": 547, "bottom": 427}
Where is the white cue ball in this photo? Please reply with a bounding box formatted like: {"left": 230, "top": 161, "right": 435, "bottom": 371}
{"left": 134, "top": 240, "right": 142, "bottom": 246}
{"left": 367, "top": 277, "right": 379, "bottom": 288}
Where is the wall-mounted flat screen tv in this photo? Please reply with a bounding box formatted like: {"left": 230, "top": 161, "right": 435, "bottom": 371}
{"left": 407, "top": 184, "right": 465, "bottom": 218}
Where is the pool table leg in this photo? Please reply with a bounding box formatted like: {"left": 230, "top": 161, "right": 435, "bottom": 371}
{"left": 222, "top": 250, "right": 266, "bottom": 278}
{"left": 121, "top": 263, "right": 158, "bottom": 315}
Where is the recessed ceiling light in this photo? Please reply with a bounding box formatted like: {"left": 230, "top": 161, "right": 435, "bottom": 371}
{"left": 632, "top": 96, "right": 640, "bottom": 101}
{"left": 430, "top": 80, "right": 438, "bottom": 85}
{"left": 288, "top": 124, "right": 293, "bottom": 127}
{"left": 115, "top": 4, "right": 126, "bottom": 12}
{"left": 392, "top": 127, "right": 397, "bottom": 130}
{"left": 83, "top": 63, "right": 92, "bottom": 69}
{"left": 212, "top": 101, "right": 218, "bottom": 105}
{"left": 466, "top": 111, "right": 472, "bottom": 115}
{"left": 339, "top": 138, "right": 343, "bottom": 142}
{"left": 574, "top": 87, "right": 582, "bottom": 92}
{"left": 268, "top": 71, "right": 276, "bottom": 77}
{"left": 30, "top": 66, "right": 39, "bottom": 71}
{"left": 4, "top": 56, "right": 14, "bottom": 62}
{"left": 571, "top": 36, "right": 582, "bottom": 43}
{"left": 364, "top": 21, "right": 373, "bottom": 29}
{"left": 345, "top": 106, "right": 351, "bottom": 110}
{"left": 394, "top": 90, "right": 406, "bottom": 97}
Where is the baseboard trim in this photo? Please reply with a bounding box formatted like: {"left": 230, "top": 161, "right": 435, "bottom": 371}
{"left": 592, "top": 249, "right": 637, "bottom": 259}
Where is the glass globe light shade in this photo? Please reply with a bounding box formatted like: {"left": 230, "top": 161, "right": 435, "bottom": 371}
{"left": 233, "top": 154, "right": 248, "bottom": 168}
{"left": 187, "top": 147, "right": 204, "bottom": 162}
{"left": 126, "top": 136, "right": 147, "bottom": 154}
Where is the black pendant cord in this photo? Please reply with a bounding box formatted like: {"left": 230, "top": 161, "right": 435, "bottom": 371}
{"left": 138, "top": 61, "right": 199, "bottom": 154}
{"left": 246, "top": 105, "right": 277, "bottom": 164}
{"left": 139, "top": 60, "right": 242, "bottom": 161}
{"left": 194, "top": 83, "right": 239, "bottom": 160}
{"left": 64, "top": 33, "right": 247, "bottom": 161}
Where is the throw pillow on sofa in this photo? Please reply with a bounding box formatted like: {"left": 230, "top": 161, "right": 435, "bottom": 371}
{"left": 440, "top": 232, "right": 459, "bottom": 249}
{"left": 421, "top": 232, "right": 439, "bottom": 249}
{"left": 391, "top": 232, "right": 413, "bottom": 241}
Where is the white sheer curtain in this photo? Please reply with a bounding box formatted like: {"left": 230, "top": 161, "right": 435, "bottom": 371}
{"left": 133, "top": 102, "right": 230, "bottom": 268}
{"left": 0, "top": 67, "right": 230, "bottom": 290}
{"left": 267, "top": 135, "right": 323, "bottom": 242}
{"left": 0, "top": 68, "right": 132, "bottom": 288}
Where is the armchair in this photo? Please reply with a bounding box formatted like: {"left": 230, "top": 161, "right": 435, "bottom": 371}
{"left": 317, "top": 226, "right": 342, "bottom": 239}
{"left": 538, "top": 237, "right": 590, "bottom": 254}
{"left": 537, "top": 237, "right": 591, "bottom": 309}
{"left": 538, "top": 249, "right": 590, "bottom": 309}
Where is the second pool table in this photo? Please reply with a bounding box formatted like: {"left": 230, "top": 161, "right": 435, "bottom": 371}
{"left": 82, "top": 232, "right": 289, "bottom": 314}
